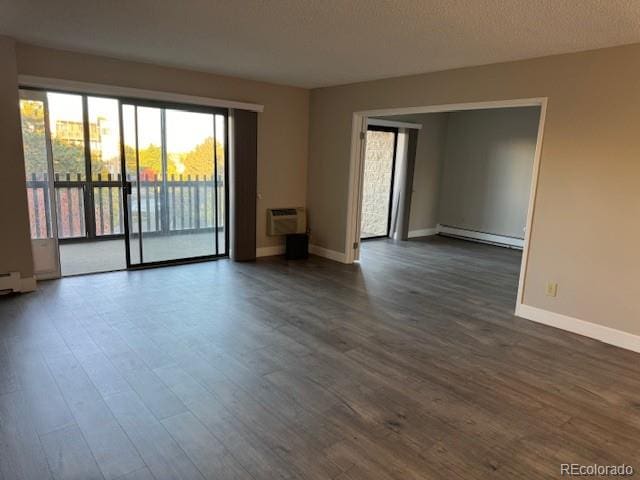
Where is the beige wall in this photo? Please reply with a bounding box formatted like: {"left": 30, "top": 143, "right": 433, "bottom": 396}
{"left": 308, "top": 44, "right": 640, "bottom": 335}
{"left": 406, "top": 113, "right": 449, "bottom": 232}
{"left": 14, "top": 43, "right": 309, "bottom": 251}
{"left": 0, "top": 36, "right": 33, "bottom": 279}
{"left": 439, "top": 107, "right": 540, "bottom": 239}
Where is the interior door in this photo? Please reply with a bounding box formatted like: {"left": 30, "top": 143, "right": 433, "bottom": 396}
{"left": 120, "top": 101, "right": 227, "bottom": 267}
{"left": 19, "top": 89, "right": 61, "bottom": 279}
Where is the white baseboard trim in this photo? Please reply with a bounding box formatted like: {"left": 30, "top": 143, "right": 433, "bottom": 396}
{"left": 257, "top": 244, "right": 348, "bottom": 263}
{"left": 309, "top": 244, "right": 348, "bottom": 264}
{"left": 516, "top": 303, "right": 640, "bottom": 353}
{"left": 35, "top": 271, "right": 58, "bottom": 281}
{"left": 437, "top": 225, "right": 524, "bottom": 249}
{"left": 256, "top": 245, "right": 285, "bottom": 258}
{"left": 408, "top": 227, "right": 438, "bottom": 238}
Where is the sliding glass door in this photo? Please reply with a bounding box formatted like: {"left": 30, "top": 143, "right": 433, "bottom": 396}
{"left": 19, "top": 88, "right": 228, "bottom": 275}
{"left": 121, "top": 101, "right": 228, "bottom": 267}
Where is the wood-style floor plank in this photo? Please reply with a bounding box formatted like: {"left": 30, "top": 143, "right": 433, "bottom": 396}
{"left": 161, "top": 411, "right": 251, "bottom": 479}
{"left": 0, "top": 390, "right": 52, "bottom": 480}
{"left": 5, "top": 339, "right": 74, "bottom": 436}
{"left": 45, "top": 353, "right": 145, "bottom": 479}
{"left": 0, "top": 236, "right": 638, "bottom": 479}
{"left": 39, "top": 424, "right": 104, "bottom": 480}
{"left": 0, "top": 339, "right": 18, "bottom": 396}
{"left": 112, "top": 467, "right": 154, "bottom": 480}
{"left": 103, "top": 390, "right": 205, "bottom": 480}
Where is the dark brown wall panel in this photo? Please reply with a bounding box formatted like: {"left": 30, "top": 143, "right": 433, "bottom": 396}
{"left": 232, "top": 110, "right": 258, "bottom": 261}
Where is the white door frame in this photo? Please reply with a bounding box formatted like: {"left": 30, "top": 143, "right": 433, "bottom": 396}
{"left": 345, "top": 97, "right": 548, "bottom": 309}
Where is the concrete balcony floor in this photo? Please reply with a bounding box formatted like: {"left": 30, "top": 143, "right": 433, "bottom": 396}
{"left": 59, "top": 231, "right": 226, "bottom": 276}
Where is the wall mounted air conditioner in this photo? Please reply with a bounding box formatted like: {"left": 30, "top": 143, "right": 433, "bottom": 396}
{"left": 267, "top": 208, "right": 306, "bottom": 236}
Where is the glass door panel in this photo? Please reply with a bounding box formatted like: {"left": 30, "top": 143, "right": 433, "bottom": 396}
{"left": 21, "top": 96, "right": 52, "bottom": 239}
{"left": 121, "top": 102, "right": 227, "bottom": 266}
{"left": 88, "top": 96, "right": 124, "bottom": 237}
{"left": 47, "top": 92, "right": 87, "bottom": 239}
{"left": 165, "top": 108, "right": 216, "bottom": 259}
{"left": 19, "top": 90, "right": 60, "bottom": 278}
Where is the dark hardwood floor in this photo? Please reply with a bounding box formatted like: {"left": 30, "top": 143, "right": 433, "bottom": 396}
{"left": 1, "top": 236, "right": 639, "bottom": 479}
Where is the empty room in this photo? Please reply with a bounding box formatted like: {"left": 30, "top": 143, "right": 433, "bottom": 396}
{"left": 357, "top": 105, "right": 542, "bottom": 312}
{"left": 1, "top": 2, "right": 639, "bottom": 479}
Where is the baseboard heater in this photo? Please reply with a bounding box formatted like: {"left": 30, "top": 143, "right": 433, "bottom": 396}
{"left": 437, "top": 225, "right": 524, "bottom": 250}
{"left": 0, "top": 272, "right": 21, "bottom": 295}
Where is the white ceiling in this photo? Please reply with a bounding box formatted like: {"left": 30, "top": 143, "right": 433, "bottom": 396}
{"left": 2, "top": 0, "right": 639, "bottom": 88}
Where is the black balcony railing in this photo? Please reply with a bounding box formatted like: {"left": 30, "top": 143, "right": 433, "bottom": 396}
{"left": 26, "top": 173, "right": 225, "bottom": 241}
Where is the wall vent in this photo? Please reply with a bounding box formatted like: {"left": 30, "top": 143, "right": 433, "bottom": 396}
{"left": 267, "top": 208, "right": 306, "bottom": 236}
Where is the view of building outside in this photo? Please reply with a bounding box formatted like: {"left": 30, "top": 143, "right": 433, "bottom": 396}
{"left": 87, "top": 96, "right": 121, "bottom": 180}
{"left": 360, "top": 129, "right": 395, "bottom": 238}
{"left": 48, "top": 93, "right": 86, "bottom": 182}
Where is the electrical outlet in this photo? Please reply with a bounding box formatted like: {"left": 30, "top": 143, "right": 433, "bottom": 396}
{"left": 545, "top": 282, "right": 558, "bottom": 297}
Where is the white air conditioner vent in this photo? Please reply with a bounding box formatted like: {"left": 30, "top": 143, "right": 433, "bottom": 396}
{"left": 267, "top": 207, "right": 306, "bottom": 236}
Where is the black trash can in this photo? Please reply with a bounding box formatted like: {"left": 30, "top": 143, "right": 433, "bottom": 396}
{"left": 285, "top": 233, "right": 308, "bottom": 260}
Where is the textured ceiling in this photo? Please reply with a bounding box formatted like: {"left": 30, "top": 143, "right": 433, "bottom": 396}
{"left": 1, "top": 0, "right": 639, "bottom": 88}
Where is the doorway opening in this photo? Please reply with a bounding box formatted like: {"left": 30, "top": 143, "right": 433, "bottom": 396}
{"left": 359, "top": 125, "right": 398, "bottom": 240}
{"left": 347, "top": 98, "right": 547, "bottom": 311}
{"left": 19, "top": 88, "right": 228, "bottom": 277}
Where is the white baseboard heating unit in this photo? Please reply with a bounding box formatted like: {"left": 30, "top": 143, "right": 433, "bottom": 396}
{"left": 0, "top": 272, "right": 22, "bottom": 294}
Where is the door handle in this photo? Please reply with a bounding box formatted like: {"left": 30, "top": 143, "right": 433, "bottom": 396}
{"left": 123, "top": 181, "right": 132, "bottom": 195}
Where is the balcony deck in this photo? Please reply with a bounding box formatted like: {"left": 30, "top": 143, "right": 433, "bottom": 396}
{"left": 59, "top": 231, "right": 226, "bottom": 276}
